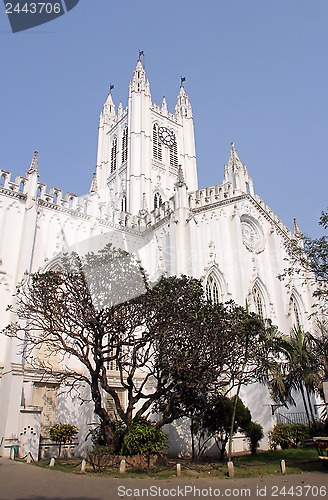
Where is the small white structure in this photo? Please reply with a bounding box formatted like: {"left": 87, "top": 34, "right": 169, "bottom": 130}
{"left": 0, "top": 58, "right": 316, "bottom": 459}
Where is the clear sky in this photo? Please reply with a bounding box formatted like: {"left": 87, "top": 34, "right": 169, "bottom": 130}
{"left": 0, "top": 0, "right": 327, "bottom": 237}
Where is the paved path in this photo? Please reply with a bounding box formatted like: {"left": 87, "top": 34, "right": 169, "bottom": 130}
{"left": 0, "top": 458, "right": 326, "bottom": 499}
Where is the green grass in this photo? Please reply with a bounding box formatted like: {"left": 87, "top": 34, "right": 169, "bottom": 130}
{"left": 30, "top": 448, "right": 326, "bottom": 479}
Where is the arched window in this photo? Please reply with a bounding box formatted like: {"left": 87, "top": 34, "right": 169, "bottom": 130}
{"left": 0, "top": 174, "right": 6, "bottom": 187}
{"left": 170, "top": 141, "right": 178, "bottom": 167}
{"left": 154, "top": 192, "right": 162, "bottom": 209}
{"left": 19, "top": 181, "right": 25, "bottom": 193}
{"left": 36, "top": 186, "right": 42, "bottom": 199}
{"left": 121, "top": 195, "right": 127, "bottom": 212}
{"left": 206, "top": 274, "right": 221, "bottom": 304}
{"left": 122, "top": 127, "right": 128, "bottom": 163}
{"left": 252, "top": 285, "right": 264, "bottom": 318}
{"left": 290, "top": 295, "right": 301, "bottom": 329}
{"left": 153, "top": 124, "right": 162, "bottom": 161}
{"left": 111, "top": 137, "right": 117, "bottom": 173}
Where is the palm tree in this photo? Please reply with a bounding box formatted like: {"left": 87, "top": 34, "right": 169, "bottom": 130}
{"left": 272, "top": 326, "right": 319, "bottom": 426}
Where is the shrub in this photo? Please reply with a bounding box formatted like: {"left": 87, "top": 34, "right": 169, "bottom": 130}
{"left": 49, "top": 423, "right": 78, "bottom": 458}
{"left": 268, "top": 423, "right": 308, "bottom": 450}
{"left": 123, "top": 420, "right": 168, "bottom": 468}
{"left": 244, "top": 421, "right": 264, "bottom": 454}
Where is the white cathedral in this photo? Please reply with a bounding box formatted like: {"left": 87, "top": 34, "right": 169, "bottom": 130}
{"left": 0, "top": 58, "right": 316, "bottom": 459}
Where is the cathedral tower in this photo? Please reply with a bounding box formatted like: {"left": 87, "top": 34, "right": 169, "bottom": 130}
{"left": 95, "top": 58, "right": 198, "bottom": 219}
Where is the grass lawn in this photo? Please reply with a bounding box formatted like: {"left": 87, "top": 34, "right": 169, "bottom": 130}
{"left": 30, "top": 447, "right": 326, "bottom": 479}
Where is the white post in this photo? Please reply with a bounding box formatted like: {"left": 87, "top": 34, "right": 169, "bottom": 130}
{"left": 119, "top": 459, "right": 126, "bottom": 474}
{"left": 26, "top": 452, "right": 32, "bottom": 464}
{"left": 280, "top": 459, "right": 286, "bottom": 474}
{"left": 176, "top": 463, "right": 181, "bottom": 476}
{"left": 10, "top": 448, "right": 15, "bottom": 460}
{"left": 228, "top": 460, "right": 234, "bottom": 478}
{"left": 81, "top": 459, "right": 86, "bottom": 473}
{"left": 49, "top": 457, "right": 55, "bottom": 467}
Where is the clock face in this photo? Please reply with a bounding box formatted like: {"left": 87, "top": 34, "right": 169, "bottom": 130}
{"left": 158, "top": 127, "right": 175, "bottom": 148}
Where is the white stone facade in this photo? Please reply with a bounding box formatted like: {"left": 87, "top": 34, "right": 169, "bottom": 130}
{"left": 0, "top": 59, "right": 315, "bottom": 459}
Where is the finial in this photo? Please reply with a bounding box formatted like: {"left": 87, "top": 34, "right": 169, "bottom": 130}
{"left": 109, "top": 83, "right": 114, "bottom": 94}
{"left": 27, "top": 150, "right": 38, "bottom": 175}
{"left": 176, "top": 165, "right": 186, "bottom": 187}
{"left": 228, "top": 142, "right": 243, "bottom": 170}
{"left": 293, "top": 218, "right": 302, "bottom": 238}
{"left": 180, "top": 76, "right": 186, "bottom": 87}
{"left": 139, "top": 192, "right": 149, "bottom": 216}
{"left": 90, "top": 172, "right": 98, "bottom": 194}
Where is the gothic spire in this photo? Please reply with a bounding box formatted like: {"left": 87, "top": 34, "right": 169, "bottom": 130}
{"left": 138, "top": 192, "right": 149, "bottom": 216}
{"left": 90, "top": 172, "right": 98, "bottom": 194}
{"left": 175, "top": 84, "right": 193, "bottom": 118}
{"left": 130, "top": 58, "right": 150, "bottom": 95}
{"left": 27, "top": 150, "right": 39, "bottom": 175}
{"left": 102, "top": 91, "right": 116, "bottom": 122}
{"left": 293, "top": 218, "right": 302, "bottom": 238}
{"left": 175, "top": 165, "right": 186, "bottom": 187}
{"left": 227, "top": 142, "right": 243, "bottom": 171}
{"left": 161, "top": 96, "right": 168, "bottom": 113}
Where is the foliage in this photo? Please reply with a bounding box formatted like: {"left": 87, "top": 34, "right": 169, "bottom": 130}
{"left": 123, "top": 420, "right": 168, "bottom": 467}
{"left": 268, "top": 423, "right": 308, "bottom": 450}
{"left": 49, "top": 423, "right": 78, "bottom": 458}
{"left": 279, "top": 210, "right": 328, "bottom": 307}
{"left": 269, "top": 327, "right": 321, "bottom": 428}
{"left": 244, "top": 421, "right": 264, "bottom": 454}
{"left": 4, "top": 242, "right": 284, "bottom": 450}
{"left": 196, "top": 395, "right": 252, "bottom": 461}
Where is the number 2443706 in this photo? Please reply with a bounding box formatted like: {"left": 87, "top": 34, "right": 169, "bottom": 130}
{"left": 6, "top": 3, "right": 62, "bottom": 14}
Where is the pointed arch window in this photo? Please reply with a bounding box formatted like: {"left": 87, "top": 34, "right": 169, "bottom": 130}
{"left": 206, "top": 274, "right": 221, "bottom": 304}
{"left": 170, "top": 141, "right": 178, "bottom": 167}
{"left": 153, "top": 124, "right": 162, "bottom": 161}
{"left": 290, "top": 295, "right": 301, "bottom": 329}
{"left": 111, "top": 137, "right": 117, "bottom": 173}
{"left": 122, "top": 127, "right": 128, "bottom": 164}
{"left": 154, "top": 192, "right": 162, "bottom": 210}
{"left": 252, "top": 285, "right": 264, "bottom": 318}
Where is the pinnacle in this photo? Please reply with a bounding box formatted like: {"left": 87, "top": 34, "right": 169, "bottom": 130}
{"left": 227, "top": 142, "right": 243, "bottom": 170}
{"left": 27, "top": 150, "right": 38, "bottom": 175}
{"left": 293, "top": 218, "right": 302, "bottom": 238}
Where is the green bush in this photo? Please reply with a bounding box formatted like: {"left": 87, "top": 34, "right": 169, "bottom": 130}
{"left": 268, "top": 423, "right": 308, "bottom": 450}
{"left": 49, "top": 423, "right": 78, "bottom": 458}
{"left": 244, "top": 421, "right": 264, "bottom": 454}
{"left": 123, "top": 420, "right": 168, "bottom": 468}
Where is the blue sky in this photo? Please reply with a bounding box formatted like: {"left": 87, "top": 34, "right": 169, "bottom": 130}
{"left": 0, "top": 0, "right": 327, "bottom": 237}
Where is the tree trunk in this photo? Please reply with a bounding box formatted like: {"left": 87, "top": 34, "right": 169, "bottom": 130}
{"left": 190, "top": 417, "right": 195, "bottom": 462}
{"left": 305, "top": 385, "right": 317, "bottom": 428}
{"left": 299, "top": 383, "right": 311, "bottom": 424}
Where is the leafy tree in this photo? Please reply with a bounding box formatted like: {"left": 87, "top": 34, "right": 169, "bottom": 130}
{"left": 198, "top": 395, "right": 252, "bottom": 461}
{"left": 123, "top": 420, "right": 168, "bottom": 468}
{"left": 4, "top": 245, "right": 216, "bottom": 448}
{"left": 244, "top": 422, "right": 264, "bottom": 454}
{"left": 49, "top": 423, "right": 78, "bottom": 458}
{"left": 269, "top": 327, "right": 321, "bottom": 428}
{"left": 279, "top": 210, "right": 328, "bottom": 312}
